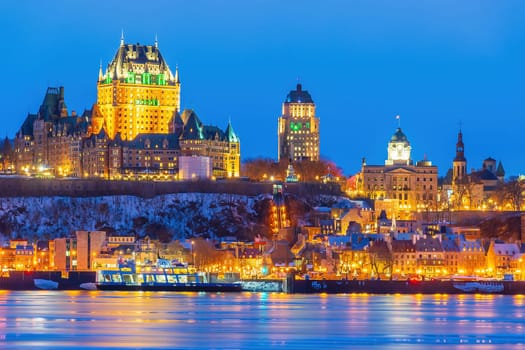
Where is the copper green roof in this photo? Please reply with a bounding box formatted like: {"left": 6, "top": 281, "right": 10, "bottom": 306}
{"left": 390, "top": 128, "right": 409, "bottom": 143}
{"left": 181, "top": 110, "right": 204, "bottom": 140}
{"left": 38, "top": 87, "right": 67, "bottom": 121}
{"left": 496, "top": 161, "right": 505, "bottom": 177}
{"left": 106, "top": 41, "right": 176, "bottom": 83}
{"left": 225, "top": 121, "right": 239, "bottom": 143}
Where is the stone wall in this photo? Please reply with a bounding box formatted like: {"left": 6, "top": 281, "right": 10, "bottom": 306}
{"left": 0, "top": 177, "right": 342, "bottom": 198}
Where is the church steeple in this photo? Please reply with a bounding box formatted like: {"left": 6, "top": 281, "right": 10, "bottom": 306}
{"left": 496, "top": 161, "right": 505, "bottom": 181}
{"left": 452, "top": 129, "right": 467, "bottom": 183}
{"left": 454, "top": 129, "right": 466, "bottom": 162}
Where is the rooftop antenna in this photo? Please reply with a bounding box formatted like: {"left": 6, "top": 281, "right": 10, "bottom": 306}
{"left": 120, "top": 29, "right": 124, "bottom": 46}
{"left": 396, "top": 114, "right": 401, "bottom": 128}
{"left": 154, "top": 33, "right": 158, "bottom": 48}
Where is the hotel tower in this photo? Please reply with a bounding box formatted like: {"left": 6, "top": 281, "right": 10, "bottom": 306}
{"left": 278, "top": 83, "right": 320, "bottom": 162}
{"left": 91, "top": 34, "right": 181, "bottom": 140}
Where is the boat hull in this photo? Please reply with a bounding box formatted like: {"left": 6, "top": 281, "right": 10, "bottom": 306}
{"left": 291, "top": 279, "right": 525, "bottom": 294}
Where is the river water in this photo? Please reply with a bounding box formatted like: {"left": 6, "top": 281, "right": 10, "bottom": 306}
{"left": 0, "top": 291, "right": 524, "bottom": 349}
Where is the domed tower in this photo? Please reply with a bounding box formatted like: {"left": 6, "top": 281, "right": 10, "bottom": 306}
{"left": 452, "top": 130, "right": 467, "bottom": 183}
{"left": 385, "top": 128, "right": 411, "bottom": 166}
{"left": 278, "top": 83, "right": 320, "bottom": 162}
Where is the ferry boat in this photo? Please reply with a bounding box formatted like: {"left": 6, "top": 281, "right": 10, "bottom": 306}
{"left": 452, "top": 281, "right": 504, "bottom": 293}
{"left": 96, "top": 258, "right": 242, "bottom": 292}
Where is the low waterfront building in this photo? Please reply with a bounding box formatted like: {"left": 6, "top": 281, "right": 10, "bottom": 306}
{"left": 441, "top": 239, "right": 460, "bottom": 276}
{"left": 75, "top": 231, "right": 106, "bottom": 270}
{"left": 457, "top": 238, "right": 486, "bottom": 276}
{"left": 413, "top": 235, "right": 444, "bottom": 277}
{"left": 486, "top": 241, "right": 520, "bottom": 277}
{"left": 391, "top": 239, "right": 416, "bottom": 278}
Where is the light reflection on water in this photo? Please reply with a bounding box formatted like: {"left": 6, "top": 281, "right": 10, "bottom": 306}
{"left": 0, "top": 291, "right": 523, "bottom": 349}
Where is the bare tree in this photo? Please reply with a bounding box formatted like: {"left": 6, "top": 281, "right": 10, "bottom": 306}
{"left": 368, "top": 240, "right": 393, "bottom": 279}
{"left": 503, "top": 177, "right": 524, "bottom": 211}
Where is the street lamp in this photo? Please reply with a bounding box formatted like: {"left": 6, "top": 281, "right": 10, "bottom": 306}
{"left": 191, "top": 241, "right": 194, "bottom": 266}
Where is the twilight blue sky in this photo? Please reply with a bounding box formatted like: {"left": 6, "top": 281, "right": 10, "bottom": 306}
{"left": 1, "top": 0, "right": 524, "bottom": 177}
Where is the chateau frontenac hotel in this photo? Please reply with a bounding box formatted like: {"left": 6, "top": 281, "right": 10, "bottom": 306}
{"left": 14, "top": 35, "right": 240, "bottom": 179}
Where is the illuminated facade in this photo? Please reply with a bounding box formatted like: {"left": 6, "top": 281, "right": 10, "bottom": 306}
{"left": 447, "top": 130, "right": 506, "bottom": 210}
{"left": 278, "top": 83, "right": 320, "bottom": 162}
{"left": 91, "top": 35, "right": 181, "bottom": 141}
{"left": 359, "top": 127, "right": 438, "bottom": 219}
{"left": 82, "top": 130, "right": 180, "bottom": 179}
{"left": 83, "top": 37, "right": 239, "bottom": 179}
{"left": 13, "top": 36, "right": 240, "bottom": 180}
{"left": 178, "top": 109, "right": 240, "bottom": 178}
{"left": 14, "top": 87, "right": 90, "bottom": 176}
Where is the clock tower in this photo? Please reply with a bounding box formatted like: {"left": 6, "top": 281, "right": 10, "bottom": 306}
{"left": 385, "top": 128, "right": 412, "bottom": 166}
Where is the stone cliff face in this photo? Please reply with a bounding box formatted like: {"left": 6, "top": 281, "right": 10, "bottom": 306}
{"left": 0, "top": 192, "right": 345, "bottom": 242}
{"left": 0, "top": 193, "right": 270, "bottom": 241}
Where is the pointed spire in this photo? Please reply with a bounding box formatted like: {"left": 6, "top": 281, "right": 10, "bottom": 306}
{"left": 496, "top": 161, "right": 505, "bottom": 178}
{"left": 454, "top": 128, "right": 466, "bottom": 162}
{"left": 98, "top": 60, "right": 103, "bottom": 82}
{"left": 225, "top": 119, "right": 239, "bottom": 143}
{"left": 155, "top": 33, "right": 158, "bottom": 48}
{"left": 120, "top": 29, "right": 124, "bottom": 46}
{"left": 175, "top": 65, "right": 180, "bottom": 83}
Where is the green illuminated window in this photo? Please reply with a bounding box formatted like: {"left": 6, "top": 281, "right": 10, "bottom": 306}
{"left": 158, "top": 73, "right": 165, "bottom": 85}
{"left": 135, "top": 98, "right": 159, "bottom": 106}
{"left": 290, "top": 122, "right": 302, "bottom": 131}
{"left": 126, "top": 72, "right": 135, "bottom": 83}
{"left": 143, "top": 72, "right": 151, "bottom": 85}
